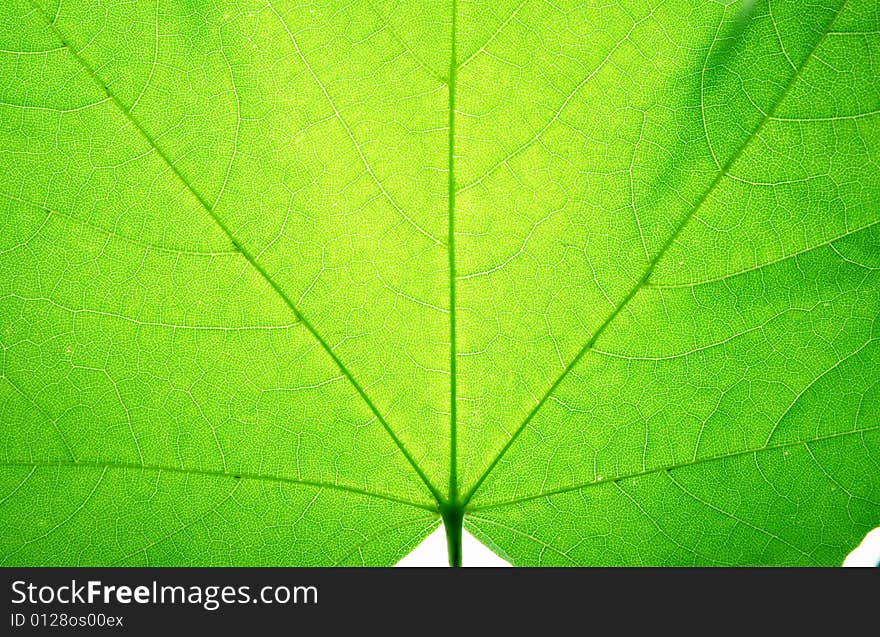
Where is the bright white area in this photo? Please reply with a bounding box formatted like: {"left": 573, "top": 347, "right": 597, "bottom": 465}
{"left": 396, "top": 526, "right": 511, "bottom": 567}
{"left": 842, "top": 528, "right": 880, "bottom": 567}
{"left": 396, "top": 524, "right": 880, "bottom": 567}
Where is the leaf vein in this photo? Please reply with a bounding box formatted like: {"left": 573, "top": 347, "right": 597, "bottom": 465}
{"left": 461, "top": 0, "right": 851, "bottom": 506}
{"left": 467, "top": 424, "right": 880, "bottom": 511}
{"left": 0, "top": 460, "right": 438, "bottom": 512}
{"left": 26, "top": 0, "right": 443, "bottom": 505}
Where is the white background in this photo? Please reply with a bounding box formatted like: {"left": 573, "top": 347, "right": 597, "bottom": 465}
{"left": 396, "top": 525, "right": 880, "bottom": 567}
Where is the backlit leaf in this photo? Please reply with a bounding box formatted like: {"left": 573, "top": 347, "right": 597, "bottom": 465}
{"left": 1, "top": 0, "right": 878, "bottom": 565}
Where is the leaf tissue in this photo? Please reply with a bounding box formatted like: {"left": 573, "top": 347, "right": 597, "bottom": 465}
{"left": 1, "top": 0, "right": 878, "bottom": 566}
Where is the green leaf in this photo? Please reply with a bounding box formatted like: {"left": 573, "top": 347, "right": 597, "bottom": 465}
{"left": 1, "top": 0, "right": 878, "bottom": 566}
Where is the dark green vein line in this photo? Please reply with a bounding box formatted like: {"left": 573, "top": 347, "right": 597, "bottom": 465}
{"left": 0, "top": 459, "right": 439, "bottom": 512}
{"left": 461, "top": 0, "right": 849, "bottom": 507}
{"left": 0, "top": 191, "right": 239, "bottom": 257}
{"left": 447, "top": 0, "right": 459, "bottom": 506}
{"left": 467, "top": 424, "right": 880, "bottom": 512}
{"left": 26, "top": 0, "right": 444, "bottom": 506}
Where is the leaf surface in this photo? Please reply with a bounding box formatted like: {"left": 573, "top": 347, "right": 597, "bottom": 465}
{"left": 1, "top": 0, "right": 878, "bottom": 565}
